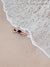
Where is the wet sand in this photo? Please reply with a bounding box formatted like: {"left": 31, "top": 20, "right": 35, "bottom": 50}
{"left": 0, "top": 0, "right": 50, "bottom": 67}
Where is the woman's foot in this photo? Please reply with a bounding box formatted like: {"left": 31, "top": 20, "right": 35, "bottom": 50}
{"left": 13, "top": 28, "right": 28, "bottom": 36}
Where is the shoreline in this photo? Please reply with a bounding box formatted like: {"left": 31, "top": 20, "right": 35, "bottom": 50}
{"left": 0, "top": 0, "right": 50, "bottom": 67}
{"left": 1, "top": 0, "right": 50, "bottom": 58}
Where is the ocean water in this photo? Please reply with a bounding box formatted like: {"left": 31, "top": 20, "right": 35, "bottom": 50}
{"left": 1, "top": 0, "right": 50, "bottom": 58}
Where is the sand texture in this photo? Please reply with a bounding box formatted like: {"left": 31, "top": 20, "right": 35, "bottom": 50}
{"left": 0, "top": 0, "right": 50, "bottom": 67}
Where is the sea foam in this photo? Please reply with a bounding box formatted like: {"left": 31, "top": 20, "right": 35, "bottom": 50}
{"left": 1, "top": 0, "right": 50, "bottom": 58}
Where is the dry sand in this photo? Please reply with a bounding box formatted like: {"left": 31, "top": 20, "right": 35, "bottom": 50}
{"left": 0, "top": 0, "right": 50, "bottom": 67}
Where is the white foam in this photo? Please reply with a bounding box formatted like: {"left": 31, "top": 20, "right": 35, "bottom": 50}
{"left": 1, "top": 0, "right": 50, "bottom": 58}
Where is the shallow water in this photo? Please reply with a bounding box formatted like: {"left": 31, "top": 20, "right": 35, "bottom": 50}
{"left": 1, "top": 0, "right": 50, "bottom": 58}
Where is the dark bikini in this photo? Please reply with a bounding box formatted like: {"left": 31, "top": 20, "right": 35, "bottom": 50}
{"left": 17, "top": 30, "right": 22, "bottom": 33}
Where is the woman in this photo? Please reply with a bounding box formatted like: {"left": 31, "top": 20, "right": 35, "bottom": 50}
{"left": 13, "top": 28, "right": 28, "bottom": 36}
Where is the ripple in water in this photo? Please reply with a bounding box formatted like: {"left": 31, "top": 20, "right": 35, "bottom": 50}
{"left": 1, "top": 0, "right": 50, "bottom": 58}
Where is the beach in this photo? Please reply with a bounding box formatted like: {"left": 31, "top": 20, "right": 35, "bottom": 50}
{"left": 0, "top": 0, "right": 50, "bottom": 67}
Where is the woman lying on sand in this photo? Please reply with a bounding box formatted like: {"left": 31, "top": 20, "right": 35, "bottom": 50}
{"left": 13, "top": 28, "right": 28, "bottom": 36}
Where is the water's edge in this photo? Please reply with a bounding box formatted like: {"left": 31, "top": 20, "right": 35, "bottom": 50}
{"left": 1, "top": 0, "right": 50, "bottom": 58}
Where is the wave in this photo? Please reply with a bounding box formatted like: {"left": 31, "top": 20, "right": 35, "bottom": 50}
{"left": 1, "top": 0, "right": 50, "bottom": 58}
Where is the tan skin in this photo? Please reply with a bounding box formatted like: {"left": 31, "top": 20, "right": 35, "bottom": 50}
{"left": 13, "top": 28, "right": 28, "bottom": 36}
